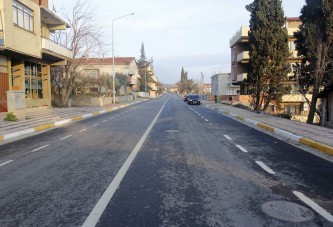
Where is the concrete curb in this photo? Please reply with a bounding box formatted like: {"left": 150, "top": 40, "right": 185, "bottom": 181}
{"left": 0, "top": 100, "right": 145, "bottom": 143}
{"left": 206, "top": 104, "right": 333, "bottom": 156}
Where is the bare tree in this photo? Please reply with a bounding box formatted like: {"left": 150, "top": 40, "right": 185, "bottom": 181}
{"left": 57, "top": 0, "right": 105, "bottom": 107}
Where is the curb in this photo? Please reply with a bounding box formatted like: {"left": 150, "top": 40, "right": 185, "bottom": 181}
{"left": 208, "top": 104, "right": 333, "bottom": 156}
{"left": 0, "top": 100, "right": 145, "bottom": 143}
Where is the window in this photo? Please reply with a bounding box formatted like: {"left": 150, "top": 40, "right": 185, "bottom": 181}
{"left": 13, "top": 0, "right": 33, "bottom": 32}
{"left": 25, "top": 62, "right": 43, "bottom": 99}
{"left": 289, "top": 41, "right": 296, "bottom": 51}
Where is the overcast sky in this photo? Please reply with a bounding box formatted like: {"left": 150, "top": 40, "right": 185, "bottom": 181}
{"left": 50, "top": 0, "right": 305, "bottom": 85}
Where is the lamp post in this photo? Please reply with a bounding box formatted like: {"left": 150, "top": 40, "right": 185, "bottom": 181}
{"left": 112, "top": 13, "right": 135, "bottom": 104}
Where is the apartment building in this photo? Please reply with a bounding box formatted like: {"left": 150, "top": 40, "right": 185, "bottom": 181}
{"left": 0, "top": 0, "right": 72, "bottom": 115}
{"left": 211, "top": 73, "right": 240, "bottom": 102}
{"left": 77, "top": 57, "right": 141, "bottom": 95}
{"left": 230, "top": 18, "right": 312, "bottom": 120}
{"left": 146, "top": 65, "right": 158, "bottom": 97}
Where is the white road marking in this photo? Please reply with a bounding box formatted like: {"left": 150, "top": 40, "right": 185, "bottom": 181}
{"left": 201, "top": 116, "right": 205, "bottom": 119}
{"left": 31, "top": 145, "right": 49, "bottom": 153}
{"left": 0, "top": 160, "right": 13, "bottom": 167}
{"left": 293, "top": 191, "right": 333, "bottom": 222}
{"left": 82, "top": 98, "right": 169, "bottom": 227}
{"left": 205, "top": 119, "right": 209, "bottom": 122}
{"left": 255, "top": 161, "right": 275, "bottom": 174}
{"left": 92, "top": 124, "right": 98, "bottom": 127}
{"left": 209, "top": 123, "right": 213, "bottom": 125}
{"left": 224, "top": 135, "right": 232, "bottom": 140}
{"left": 110, "top": 117, "right": 114, "bottom": 119}
{"left": 236, "top": 145, "right": 248, "bottom": 153}
{"left": 79, "top": 129, "right": 87, "bottom": 132}
{"left": 102, "top": 120, "right": 107, "bottom": 122}
{"left": 116, "top": 115, "right": 120, "bottom": 117}
{"left": 60, "top": 135, "right": 72, "bottom": 140}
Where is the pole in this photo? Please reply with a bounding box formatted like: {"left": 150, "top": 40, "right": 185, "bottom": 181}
{"left": 144, "top": 66, "right": 147, "bottom": 97}
{"left": 111, "top": 13, "right": 135, "bottom": 104}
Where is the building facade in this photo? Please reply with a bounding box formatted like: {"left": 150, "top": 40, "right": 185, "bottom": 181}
{"left": 77, "top": 57, "right": 141, "bottom": 95}
{"left": 211, "top": 73, "right": 240, "bottom": 102}
{"left": 229, "top": 18, "right": 312, "bottom": 119}
{"left": 0, "top": 0, "right": 72, "bottom": 114}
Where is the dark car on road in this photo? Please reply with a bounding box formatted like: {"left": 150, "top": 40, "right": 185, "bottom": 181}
{"left": 187, "top": 94, "right": 201, "bottom": 105}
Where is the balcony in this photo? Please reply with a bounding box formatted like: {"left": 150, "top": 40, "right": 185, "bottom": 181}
{"left": 232, "top": 73, "right": 247, "bottom": 83}
{"left": 230, "top": 26, "right": 249, "bottom": 47}
{"left": 150, "top": 83, "right": 158, "bottom": 91}
{"left": 40, "top": 7, "right": 69, "bottom": 31}
{"left": 237, "top": 51, "right": 249, "bottom": 63}
{"left": 41, "top": 37, "right": 73, "bottom": 61}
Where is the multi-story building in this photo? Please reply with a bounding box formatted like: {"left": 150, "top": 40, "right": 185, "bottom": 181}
{"left": 77, "top": 57, "right": 141, "bottom": 95}
{"left": 230, "top": 18, "right": 312, "bottom": 120}
{"left": 211, "top": 73, "right": 240, "bottom": 102}
{"left": 0, "top": 0, "right": 72, "bottom": 115}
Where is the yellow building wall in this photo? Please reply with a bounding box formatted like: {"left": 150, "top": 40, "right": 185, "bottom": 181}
{"left": 3, "top": 0, "right": 42, "bottom": 58}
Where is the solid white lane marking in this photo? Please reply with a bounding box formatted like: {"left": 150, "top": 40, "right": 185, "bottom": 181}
{"left": 79, "top": 129, "right": 87, "bottom": 132}
{"left": 293, "top": 191, "right": 333, "bottom": 222}
{"left": 92, "top": 124, "right": 98, "bottom": 127}
{"left": 0, "top": 160, "right": 13, "bottom": 167}
{"left": 102, "top": 120, "right": 107, "bottom": 122}
{"left": 255, "top": 161, "right": 275, "bottom": 175}
{"left": 224, "top": 135, "right": 232, "bottom": 140}
{"left": 82, "top": 98, "right": 169, "bottom": 227}
{"left": 60, "top": 135, "right": 72, "bottom": 140}
{"left": 236, "top": 145, "right": 248, "bottom": 153}
{"left": 31, "top": 145, "right": 49, "bottom": 153}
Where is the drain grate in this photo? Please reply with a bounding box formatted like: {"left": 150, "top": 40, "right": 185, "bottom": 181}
{"left": 262, "top": 201, "right": 315, "bottom": 222}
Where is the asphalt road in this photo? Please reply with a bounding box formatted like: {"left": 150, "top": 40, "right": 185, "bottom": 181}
{"left": 0, "top": 94, "right": 332, "bottom": 226}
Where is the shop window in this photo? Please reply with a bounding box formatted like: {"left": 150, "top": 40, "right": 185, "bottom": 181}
{"left": 13, "top": 0, "right": 34, "bottom": 32}
{"left": 25, "top": 62, "right": 43, "bottom": 99}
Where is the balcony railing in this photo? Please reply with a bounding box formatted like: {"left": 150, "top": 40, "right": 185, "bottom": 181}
{"left": 41, "top": 37, "right": 73, "bottom": 59}
{"left": 232, "top": 73, "right": 247, "bottom": 83}
{"left": 230, "top": 26, "right": 249, "bottom": 47}
{"left": 237, "top": 51, "right": 249, "bottom": 63}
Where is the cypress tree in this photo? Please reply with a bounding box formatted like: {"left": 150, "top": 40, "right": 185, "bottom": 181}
{"left": 294, "top": 0, "right": 333, "bottom": 124}
{"left": 246, "top": 0, "right": 290, "bottom": 111}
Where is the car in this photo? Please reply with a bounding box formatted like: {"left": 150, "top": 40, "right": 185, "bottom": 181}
{"left": 187, "top": 94, "right": 201, "bottom": 105}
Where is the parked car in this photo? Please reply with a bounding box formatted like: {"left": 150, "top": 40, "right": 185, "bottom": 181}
{"left": 187, "top": 94, "right": 201, "bottom": 105}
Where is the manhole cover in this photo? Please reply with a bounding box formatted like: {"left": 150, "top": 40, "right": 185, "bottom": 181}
{"left": 262, "top": 201, "right": 315, "bottom": 222}
{"left": 165, "top": 130, "right": 179, "bottom": 133}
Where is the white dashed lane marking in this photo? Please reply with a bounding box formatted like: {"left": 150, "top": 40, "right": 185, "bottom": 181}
{"left": 0, "top": 160, "right": 13, "bottom": 167}
{"left": 79, "top": 129, "right": 87, "bottom": 132}
{"left": 293, "top": 191, "right": 333, "bottom": 222}
{"left": 255, "top": 161, "right": 275, "bottom": 174}
{"left": 60, "top": 135, "right": 72, "bottom": 140}
{"left": 31, "top": 144, "right": 49, "bottom": 153}
{"left": 224, "top": 135, "right": 232, "bottom": 140}
{"left": 92, "top": 124, "right": 98, "bottom": 127}
{"left": 102, "top": 120, "right": 107, "bottom": 122}
{"left": 236, "top": 145, "right": 248, "bottom": 153}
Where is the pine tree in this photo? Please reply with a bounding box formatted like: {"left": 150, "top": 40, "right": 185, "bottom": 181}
{"left": 294, "top": 0, "right": 333, "bottom": 124}
{"left": 137, "top": 42, "right": 153, "bottom": 92}
{"left": 246, "top": 0, "right": 290, "bottom": 111}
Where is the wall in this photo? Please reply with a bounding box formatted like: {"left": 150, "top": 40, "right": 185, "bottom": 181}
{"left": 3, "top": 0, "right": 42, "bottom": 58}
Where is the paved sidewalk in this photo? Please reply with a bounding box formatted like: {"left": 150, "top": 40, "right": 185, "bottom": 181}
{"left": 0, "top": 98, "right": 148, "bottom": 142}
{"left": 202, "top": 101, "right": 333, "bottom": 156}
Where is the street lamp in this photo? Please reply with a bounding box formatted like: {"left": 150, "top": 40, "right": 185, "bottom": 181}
{"left": 112, "top": 13, "right": 135, "bottom": 104}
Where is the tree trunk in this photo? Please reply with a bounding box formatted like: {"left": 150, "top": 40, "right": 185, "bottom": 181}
{"left": 307, "top": 40, "right": 327, "bottom": 124}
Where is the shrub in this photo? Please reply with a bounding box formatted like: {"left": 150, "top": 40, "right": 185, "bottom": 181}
{"left": 4, "top": 112, "right": 18, "bottom": 122}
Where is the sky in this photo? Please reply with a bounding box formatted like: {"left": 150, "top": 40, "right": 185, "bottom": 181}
{"left": 50, "top": 0, "right": 305, "bottom": 85}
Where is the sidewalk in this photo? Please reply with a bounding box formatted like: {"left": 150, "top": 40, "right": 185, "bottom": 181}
{"left": 0, "top": 98, "right": 148, "bottom": 142}
{"left": 202, "top": 101, "right": 333, "bottom": 156}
